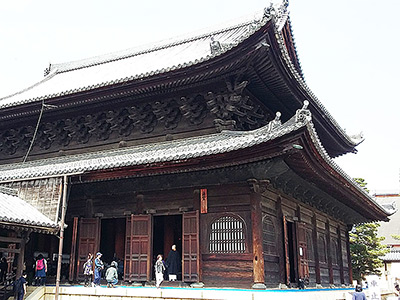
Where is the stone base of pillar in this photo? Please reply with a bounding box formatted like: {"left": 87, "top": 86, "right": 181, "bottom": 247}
{"left": 252, "top": 283, "right": 266, "bottom": 289}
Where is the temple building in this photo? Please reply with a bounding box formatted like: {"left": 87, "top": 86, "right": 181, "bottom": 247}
{"left": 0, "top": 1, "right": 391, "bottom": 288}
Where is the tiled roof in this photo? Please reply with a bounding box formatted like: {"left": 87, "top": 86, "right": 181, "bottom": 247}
{"left": 0, "top": 192, "right": 58, "bottom": 231}
{"left": 381, "top": 248, "right": 400, "bottom": 262}
{"left": 0, "top": 1, "right": 360, "bottom": 151}
{"left": 0, "top": 9, "right": 269, "bottom": 109}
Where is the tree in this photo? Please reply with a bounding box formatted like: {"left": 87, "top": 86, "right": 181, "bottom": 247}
{"left": 349, "top": 178, "right": 388, "bottom": 282}
{"left": 349, "top": 222, "right": 387, "bottom": 282}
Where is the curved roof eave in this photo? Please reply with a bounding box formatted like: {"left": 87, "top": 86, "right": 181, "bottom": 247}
{"left": 271, "top": 13, "right": 363, "bottom": 152}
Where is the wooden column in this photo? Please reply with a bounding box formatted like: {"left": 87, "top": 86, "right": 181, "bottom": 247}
{"left": 248, "top": 179, "right": 267, "bottom": 289}
{"left": 346, "top": 226, "right": 353, "bottom": 284}
{"left": 68, "top": 217, "right": 78, "bottom": 282}
{"left": 193, "top": 189, "right": 203, "bottom": 282}
{"left": 337, "top": 227, "right": 344, "bottom": 285}
{"left": 312, "top": 214, "right": 321, "bottom": 285}
{"left": 16, "top": 233, "right": 28, "bottom": 278}
{"left": 276, "top": 197, "right": 286, "bottom": 286}
{"left": 326, "top": 220, "right": 333, "bottom": 285}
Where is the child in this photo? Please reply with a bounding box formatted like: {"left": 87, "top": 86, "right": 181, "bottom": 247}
{"left": 83, "top": 253, "right": 94, "bottom": 287}
{"left": 105, "top": 261, "right": 118, "bottom": 288}
{"left": 154, "top": 254, "right": 165, "bottom": 288}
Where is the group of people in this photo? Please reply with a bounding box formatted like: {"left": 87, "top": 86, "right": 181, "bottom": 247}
{"left": 81, "top": 244, "right": 181, "bottom": 289}
{"left": 154, "top": 244, "right": 181, "bottom": 288}
{"left": 83, "top": 252, "right": 118, "bottom": 288}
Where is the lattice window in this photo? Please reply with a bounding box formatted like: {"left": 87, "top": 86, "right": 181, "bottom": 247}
{"left": 318, "top": 235, "right": 327, "bottom": 263}
{"left": 262, "top": 216, "right": 277, "bottom": 255}
{"left": 209, "top": 215, "right": 246, "bottom": 253}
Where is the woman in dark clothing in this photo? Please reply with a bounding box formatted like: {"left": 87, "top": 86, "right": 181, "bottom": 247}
{"left": 166, "top": 245, "right": 180, "bottom": 281}
{"left": 352, "top": 284, "right": 366, "bottom": 300}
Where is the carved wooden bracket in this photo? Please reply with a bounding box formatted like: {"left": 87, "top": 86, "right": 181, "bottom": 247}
{"left": 247, "top": 179, "right": 270, "bottom": 194}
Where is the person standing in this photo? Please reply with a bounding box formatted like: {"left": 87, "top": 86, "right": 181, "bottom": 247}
{"left": 166, "top": 245, "right": 180, "bottom": 281}
{"left": 94, "top": 252, "right": 104, "bottom": 286}
{"left": 83, "top": 253, "right": 94, "bottom": 287}
{"left": 35, "top": 254, "right": 47, "bottom": 286}
{"left": 14, "top": 272, "right": 27, "bottom": 300}
{"left": 154, "top": 254, "right": 165, "bottom": 288}
{"left": 0, "top": 257, "right": 7, "bottom": 283}
{"left": 352, "top": 284, "right": 367, "bottom": 300}
{"left": 105, "top": 261, "right": 118, "bottom": 288}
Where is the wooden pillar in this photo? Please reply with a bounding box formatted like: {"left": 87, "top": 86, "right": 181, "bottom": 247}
{"left": 16, "top": 232, "right": 28, "bottom": 278}
{"left": 68, "top": 217, "right": 78, "bottom": 282}
{"left": 312, "top": 214, "right": 321, "bottom": 285}
{"left": 337, "top": 227, "right": 344, "bottom": 285}
{"left": 326, "top": 220, "right": 333, "bottom": 285}
{"left": 276, "top": 197, "right": 286, "bottom": 286}
{"left": 248, "top": 179, "right": 267, "bottom": 289}
{"left": 346, "top": 226, "right": 353, "bottom": 284}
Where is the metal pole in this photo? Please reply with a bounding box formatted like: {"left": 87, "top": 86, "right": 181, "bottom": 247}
{"left": 55, "top": 175, "right": 68, "bottom": 300}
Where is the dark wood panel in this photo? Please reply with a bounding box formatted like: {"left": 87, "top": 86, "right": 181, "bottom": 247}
{"left": 202, "top": 260, "right": 253, "bottom": 287}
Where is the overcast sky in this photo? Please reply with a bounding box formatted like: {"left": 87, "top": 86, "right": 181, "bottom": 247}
{"left": 1, "top": 0, "right": 399, "bottom": 194}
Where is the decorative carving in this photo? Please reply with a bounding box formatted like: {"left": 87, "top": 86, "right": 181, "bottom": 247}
{"left": 248, "top": 179, "right": 270, "bottom": 194}
{"left": 111, "top": 108, "right": 134, "bottom": 137}
{"left": 207, "top": 80, "right": 270, "bottom": 130}
{"left": 295, "top": 100, "right": 311, "bottom": 124}
{"left": 180, "top": 95, "right": 208, "bottom": 125}
{"left": 210, "top": 37, "right": 223, "bottom": 55}
{"left": 130, "top": 104, "right": 157, "bottom": 134}
{"left": 153, "top": 99, "right": 182, "bottom": 130}
{"left": 93, "top": 111, "right": 112, "bottom": 141}
{"left": 65, "top": 115, "right": 92, "bottom": 144}
{"left": 267, "top": 112, "right": 281, "bottom": 132}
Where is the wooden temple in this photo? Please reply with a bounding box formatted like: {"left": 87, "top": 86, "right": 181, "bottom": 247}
{"left": 0, "top": 1, "right": 390, "bottom": 288}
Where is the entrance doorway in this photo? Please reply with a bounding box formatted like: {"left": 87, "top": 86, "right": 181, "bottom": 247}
{"left": 100, "top": 218, "right": 126, "bottom": 267}
{"left": 286, "top": 221, "right": 297, "bottom": 285}
{"left": 153, "top": 215, "right": 182, "bottom": 279}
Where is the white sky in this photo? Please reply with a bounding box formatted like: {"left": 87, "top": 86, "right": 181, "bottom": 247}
{"left": 0, "top": 0, "right": 399, "bottom": 194}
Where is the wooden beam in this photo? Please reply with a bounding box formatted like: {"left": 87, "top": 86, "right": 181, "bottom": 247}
{"left": 0, "top": 247, "right": 20, "bottom": 254}
{"left": 0, "top": 236, "right": 22, "bottom": 244}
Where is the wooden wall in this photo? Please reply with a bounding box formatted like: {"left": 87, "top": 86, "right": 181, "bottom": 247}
{"left": 66, "top": 180, "right": 352, "bottom": 288}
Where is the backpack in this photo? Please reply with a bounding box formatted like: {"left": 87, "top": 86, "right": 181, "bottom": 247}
{"left": 36, "top": 259, "right": 44, "bottom": 270}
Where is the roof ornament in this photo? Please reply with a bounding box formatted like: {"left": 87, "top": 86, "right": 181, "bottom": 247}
{"left": 267, "top": 112, "right": 282, "bottom": 132}
{"left": 44, "top": 63, "right": 52, "bottom": 77}
{"left": 210, "top": 37, "right": 223, "bottom": 56}
{"left": 295, "top": 100, "right": 312, "bottom": 124}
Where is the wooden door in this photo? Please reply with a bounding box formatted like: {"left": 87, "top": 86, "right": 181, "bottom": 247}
{"left": 124, "top": 214, "right": 152, "bottom": 282}
{"left": 283, "top": 216, "right": 290, "bottom": 286}
{"left": 296, "top": 222, "right": 309, "bottom": 280}
{"left": 182, "top": 211, "right": 199, "bottom": 282}
{"left": 76, "top": 218, "right": 101, "bottom": 281}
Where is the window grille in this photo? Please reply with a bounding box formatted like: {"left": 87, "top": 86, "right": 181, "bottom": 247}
{"left": 262, "top": 216, "right": 277, "bottom": 255}
{"left": 318, "top": 235, "right": 327, "bottom": 263}
{"left": 209, "top": 215, "right": 246, "bottom": 253}
{"left": 306, "top": 230, "right": 314, "bottom": 261}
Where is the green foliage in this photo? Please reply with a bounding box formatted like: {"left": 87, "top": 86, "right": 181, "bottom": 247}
{"left": 350, "top": 222, "right": 388, "bottom": 282}
{"left": 350, "top": 178, "right": 387, "bottom": 282}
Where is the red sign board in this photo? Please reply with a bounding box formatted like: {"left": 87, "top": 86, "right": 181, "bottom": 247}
{"left": 200, "top": 189, "right": 207, "bottom": 214}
